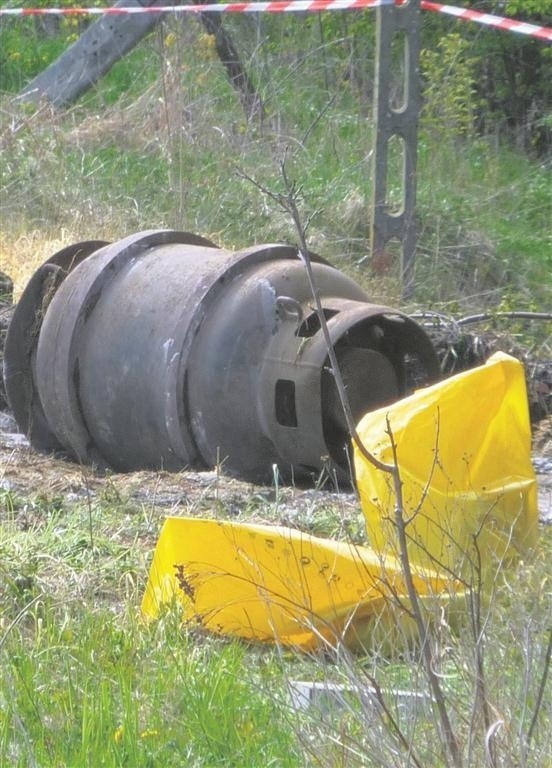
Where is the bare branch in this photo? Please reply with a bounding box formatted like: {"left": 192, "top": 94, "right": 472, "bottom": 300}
{"left": 386, "top": 416, "right": 463, "bottom": 768}
{"left": 458, "top": 311, "right": 552, "bottom": 326}
{"left": 243, "top": 154, "right": 464, "bottom": 767}
{"left": 527, "top": 629, "right": 552, "bottom": 748}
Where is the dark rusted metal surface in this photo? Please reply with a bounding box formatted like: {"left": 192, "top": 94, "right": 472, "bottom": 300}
{"left": 3, "top": 240, "right": 108, "bottom": 452}
{"left": 4, "top": 230, "right": 439, "bottom": 483}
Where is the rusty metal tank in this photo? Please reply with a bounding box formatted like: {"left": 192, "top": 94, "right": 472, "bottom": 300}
{"left": 4, "top": 230, "right": 439, "bottom": 483}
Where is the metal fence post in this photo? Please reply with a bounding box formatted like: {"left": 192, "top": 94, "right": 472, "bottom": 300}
{"left": 371, "top": 0, "right": 421, "bottom": 296}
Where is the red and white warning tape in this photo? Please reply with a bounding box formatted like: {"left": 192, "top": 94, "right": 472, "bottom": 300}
{"left": 0, "top": 0, "right": 391, "bottom": 15}
{"left": 421, "top": 2, "right": 552, "bottom": 42}
{"left": 0, "top": 1, "right": 550, "bottom": 42}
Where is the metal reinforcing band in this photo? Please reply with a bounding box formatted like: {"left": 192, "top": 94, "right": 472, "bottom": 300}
{"left": 0, "top": 0, "right": 550, "bottom": 42}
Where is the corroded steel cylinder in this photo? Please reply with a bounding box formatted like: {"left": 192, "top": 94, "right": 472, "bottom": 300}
{"left": 4, "top": 230, "right": 439, "bottom": 483}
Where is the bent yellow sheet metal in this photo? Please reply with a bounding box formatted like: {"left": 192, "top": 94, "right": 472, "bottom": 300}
{"left": 354, "top": 352, "right": 539, "bottom": 581}
{"left": 142, "top": 517, "right": 461, "bottom": 650}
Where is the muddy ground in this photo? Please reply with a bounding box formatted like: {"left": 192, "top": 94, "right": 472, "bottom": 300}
{"left": 0, "top": 411, "right": 550, "bottom": 526}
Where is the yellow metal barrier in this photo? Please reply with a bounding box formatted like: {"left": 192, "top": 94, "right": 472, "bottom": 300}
{"left": 355, "top": 353, "right": 538, "bottom": 581}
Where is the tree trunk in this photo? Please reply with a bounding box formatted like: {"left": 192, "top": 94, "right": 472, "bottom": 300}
{"left": 199, "top": 8, "right": 264, "bottom": 121}
{"left": 18, "top": 0, "right": 167, "bottom": 107}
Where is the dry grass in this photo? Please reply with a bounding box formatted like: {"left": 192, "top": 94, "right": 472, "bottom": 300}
{"left": 0, "top": 228, "right": 82, "bottom": 300}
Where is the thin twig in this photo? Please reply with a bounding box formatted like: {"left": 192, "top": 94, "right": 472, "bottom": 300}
{"left": 239, "top": 157, "right": 393, "bottom": 475}
{"left": 244, "top": 153, "right": 464, "bottom": 768}
{"left": 467, "top": 533, "right": 495, "bottom": 767}
{"left": 301, "top": 93, "right": 337, "bottom": 146}
{"left": 458, "top": 311, "right": 552, "bottom": 326}
{"left": 387, "top": 417, "right": 463, "bottom": 768}
{"left": 361, "top": 672, "right": 425, "bottom": 768}
{"left": 526, "top": 628, "right": 552, "bottom": 747}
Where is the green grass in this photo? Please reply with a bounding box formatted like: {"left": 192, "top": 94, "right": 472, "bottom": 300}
{"left": 2, "top": 45, "right": 550, "bottom": 309}
{"left": 0, "top": 491, "right": 303, "bottom": 767}
{"left": 3, "top": 96, "right": 549, "bottom": 307}
{"left": 1, "top": 480, "right": 551, "bottom": 767}
{"left": 3, "top": 611, "right": 301, "bottom": 766}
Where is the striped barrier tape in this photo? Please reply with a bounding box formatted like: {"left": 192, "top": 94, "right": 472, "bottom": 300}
{"left": 0, "top": 0, "right": 391, "bottom": 15}
{"left": 421, "top": 2, "right": 552, "bottom": 42}
{"left": 0, "top": 1, "right": 550, "bottom": 42}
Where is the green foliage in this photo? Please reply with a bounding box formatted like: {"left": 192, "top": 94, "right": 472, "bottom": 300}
{"left": 415, "top": 138, "right": 552, "bottom": 307}
{"left": 503, "top": 0, "right": 552, "bottom": 17}
{"left": 421, "top": 4, "right": 552, "bottom": 154}
{"left": 2, "top": 1, "right": 550, "bottom": 151}
{"left": 0, "top": 20, "right": 69, "bottom": 91}
{"left": 420, "top": 32, "right": 482, "bottom": 142}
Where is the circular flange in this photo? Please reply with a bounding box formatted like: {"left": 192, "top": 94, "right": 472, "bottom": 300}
{"left": 4, "top": 240, "right": 108, "bottom": 450}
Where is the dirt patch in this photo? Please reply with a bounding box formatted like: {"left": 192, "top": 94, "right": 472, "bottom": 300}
{"left": 0, "top": 428, "right": 360, "bottom": 532}
{"left": 0, "top": 422, "right": 550, "bottom": 527}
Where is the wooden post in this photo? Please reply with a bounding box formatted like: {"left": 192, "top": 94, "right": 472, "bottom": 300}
{"left": 16, "top": 0, "right": 262, "bottom": 118}
{"left": 18, "top": 0, "right": 167, "bottom": 107}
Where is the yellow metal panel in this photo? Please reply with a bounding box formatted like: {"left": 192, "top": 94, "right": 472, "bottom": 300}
{"left": 354, "top": 352, "right": 538, "bottom": 582}
{"left": 142, "top": 518, "right": 460, "bottom": 650}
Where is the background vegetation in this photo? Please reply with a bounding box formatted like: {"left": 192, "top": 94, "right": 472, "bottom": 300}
{"left": 0, "top": 0, "right": 551, "bottom": 307}
{"left": 0, "top": 1, "right": 551, "bottom": 766}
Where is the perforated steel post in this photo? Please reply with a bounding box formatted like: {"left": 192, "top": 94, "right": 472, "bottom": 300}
{"left": 371, "top": 0, "right": 421, "bottom": 296}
